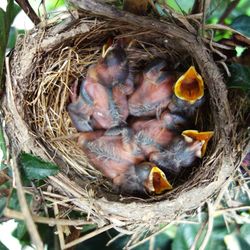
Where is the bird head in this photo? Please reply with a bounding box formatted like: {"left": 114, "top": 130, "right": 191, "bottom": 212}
{"left": 144, "top": 59, "right": 174, "bottom": 85}
{"left": 174, "top": 66, "right": 204, "bottom": 104}
{"left": 182, "top": 130, "right": 214, "bottom": 157}
{"left": 135, "top": 162, "right": 172, "bottom": 194}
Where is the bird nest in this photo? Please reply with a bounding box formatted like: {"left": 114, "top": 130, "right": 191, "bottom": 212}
{"left": 3, "top": 8, "right": 249, "bottom": 243}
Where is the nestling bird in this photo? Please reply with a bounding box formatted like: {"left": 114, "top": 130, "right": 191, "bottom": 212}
{"left": 131, "top": 111, "right": 188, "bottom": 156}
{"left": 150, "top": 130, "right": 214, "bottom": 174}
{"left": 67, "top": 40, "right": 134, "bottom": 131}
{"left": 77, "top": 128, "right": 172, "bottom": 195}
{"left": 67, "top": 80, "right": 94, "bottom": 132}
{"left": 168, "top": 66, "right": 205, "bottom": 118}
{"left": 128, "top": 59, "right": 175, "bottom": 117}
{"left": 92, "top": 39, "right": 130, "bottom": 88}
{"left": 132, "top": 118, "right": 175, "bottom": 156}
{"left": 181, "top": 130, "right": 214, "bottom": 157}
{"left": 117, "top": 162, "right": 173, "bottom": 195}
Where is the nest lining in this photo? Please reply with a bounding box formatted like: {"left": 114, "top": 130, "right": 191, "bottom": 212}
{"left": 5, "top": 14, "right": 246, "bottom": 227}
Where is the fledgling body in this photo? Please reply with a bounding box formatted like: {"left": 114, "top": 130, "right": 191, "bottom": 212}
{"left": 77, "top": 129, "right": 172, "bottom": 195}
{"left": 67, "top": 40, "right": 134, "bottom": 131}
{"left": 128, "top": 59, "right": 175, "bottom": 117}
{"left": 131, "top": 111, "right": 187, "bottom": 156}
{"left": 150, "top": 130, "right": 214, "bottom": 174}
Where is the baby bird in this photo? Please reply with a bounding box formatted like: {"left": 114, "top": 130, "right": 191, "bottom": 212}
{"left": 78, "top": 128, "right": 172, "bottom": 195}
{"left": 150, "top": 130, "right": 214, "bottom": 174}
{"left": 128, "top": 59, "right": 175, "bottom": 117}
{"left": 117, "top": 162, "right": 173, "bottom": 195}
{"left": 131, "top": 111, "right": 188, "bottom": 156}
{"left": 168, "top": 66, "right": 205, "bottom": 118}
{"left": 78, "top": 127, "right": 145, "bottom": 177}
{"left": 67, "top": 80, "right": 94, "bottom": 132}
{"left": 132, "top": 118, "right": 175, "bottom": 156}
{"left": 67, "top": 40, "right": 134, "bottom": 131}
{"left": 93, "top": 39, "right": 130, "bottom": 88}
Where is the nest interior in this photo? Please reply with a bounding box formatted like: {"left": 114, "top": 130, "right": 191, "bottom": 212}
{"left": 4, "top": 13, "right": 247, "bottom": 228}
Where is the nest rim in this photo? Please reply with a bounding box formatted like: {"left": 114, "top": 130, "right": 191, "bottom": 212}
{"left": 4, "top": 13, "right": 246, "bottom": 228}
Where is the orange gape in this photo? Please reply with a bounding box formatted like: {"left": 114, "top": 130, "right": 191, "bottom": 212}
{"left": 174, "top": 66, "right": 204, "bottom": 104}
{"left": 128, "top": 59, "right": 175, "bottom": 117}
{"left": 181, "top": 130, "right": 214, "bottom": 157}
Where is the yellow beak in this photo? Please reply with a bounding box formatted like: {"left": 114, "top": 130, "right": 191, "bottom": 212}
{"left": 182, "top": 130, "right": 214, "bottom": 157}
{"left": 174, "top": 66, "right": 204, "bottom": 104}
{"left": 146, "top": 163, "right": 173, "bottom": 194}
{"left": 102, "top": 39, "right": 113, "bottom": 58}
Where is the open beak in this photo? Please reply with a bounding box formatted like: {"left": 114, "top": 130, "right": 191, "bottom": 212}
{"left": 102, "top": 38, "right": 114, "bottom": 58}
{"left": 182, "top": 130, "right": 214, "bottom": 157}
{"left": 174, "top": 66, "right": 204, "bottom": 104}
{"left": 145, "top": 163, "right": 173, "bottom": 194}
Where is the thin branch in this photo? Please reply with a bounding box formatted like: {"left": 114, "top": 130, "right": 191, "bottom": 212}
{"left": 191, "top": 0, "right": 203, "bottom": 14}
{"left": 218, "top": 0, "right": 240, "bottom": 24}
{"left": 127, "top": 222, "right": 175, "bottom": 250}
{"left": 190, "top": 220, "right": 207, "bottom": 250}
{"left": 215, "top": 206, "right": 250, "bottom": 216}
{"left": 54, "top": 203, "right": 65, "bottom": 249}
{"left": 4, "top": 207, "right": 94, "bottom": 226}
{"left": 5, "top": 57, "right": 43, "bottom": 250}
{"left": 199, "top": 202, "right": 214, "bottom": 250}
{"left": 15, "top": 0, "right": 40, "bottom": 25}
{"left": 63, "top": 224, "right": 114, "bottom": 249}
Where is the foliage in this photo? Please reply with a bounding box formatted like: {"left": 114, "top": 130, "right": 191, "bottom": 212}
{"left": 228, "top": 63, "right": 250, "bottom": 90}
{"left": 18, "top": 152, "right": 59, "bottom": 181}
{"left": 0, "top": 124, "right": 7, "bottom": 170}
{"left": 0, "top": 0, "right": 20, "bottom": 88}
{"left": 231, "top": 15, "right": 250, "bottom": 37}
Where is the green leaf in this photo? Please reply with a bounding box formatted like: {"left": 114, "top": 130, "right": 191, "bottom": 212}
{"left": 227, "top": 63, "right": 250, "bottom": 90}
{"left": 46, "top": 0, "right": 65, "bottom": 11}
{"left": 12, "top": 221, "right": 32, "bottom": 247}
{"left": 240, "top": 224, "right": 250, "bottom": 245}
{"left": 18, "top": 152, "right": 59, "bottom": 180}
{"left": 0, "top": 0, "right": 21, "bottom": 87}
{"left": 0, "top": 241, "right": 8, "bottom": 250}
{"left": 8, "top": 188, "right": 33, "bottom": 211}
{"left": 231, "top": 15, "right": 250, "bottom": 38}
{"left": 0, "top": 197, "right": 7, "bottom": 217}
{"left": 38, "top": 223, "right": 56, "bottom": 250}
{"left": 171, "top": 223, "right": 200, "bottom": 250}
{"left": 12, "top": 221, "right": 27, "bottom": 239}
{"left": 225, "top": 233, "right": 250, "bottom": 250}
{"left": 0, "top": 123, "right": 7, "bottom": 170}
{"left": 81, "top": 224, "right": 97, "bottom": 234}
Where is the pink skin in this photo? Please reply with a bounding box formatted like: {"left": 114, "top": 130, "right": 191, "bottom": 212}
{"left": 84, "top": 77, "right": 114, "bottom": 129}
{"left": 132, "top": 118, "right": 175, "bottom": 155}
{"left": 128, "top": 71, "right": 175, "bottom": 117}
{"left": 78, "top": 133, "right": 145, "bottom": 184}
{"left": 112, "top": 85, "right": 129, "bottom": 123}
{"left": 78, "top": 130, "right": 105, "bottom": 147}
{"left": 69, "top": 80, "right": 93, "bottom": 116}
